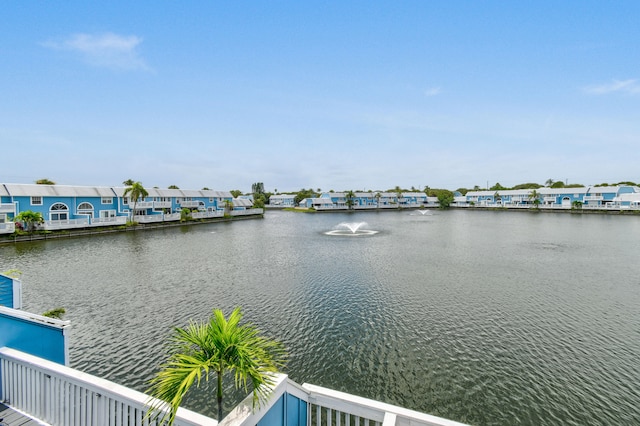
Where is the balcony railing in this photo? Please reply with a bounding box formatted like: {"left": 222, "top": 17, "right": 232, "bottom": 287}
{"left": 1, "top": 347, "right": 468, "bottom": 426}
{"left": 0, "top": 222, "right": 15, "bottom": 234}
{"left": 127, "top": 201, "right": 155, "bottom": 209}
{"left": 0, "top": 347, "right": 216, "bottom": 426}
{"left": 221, "top": 374, "right": 468, "bottom": 426}
{"left": 0, "top": 203, "right": 16, "bottom": 214}
{"left": 178, "top": 201, "right": 201, "bottom": 208}
{"left": 583, "top": 195, "right": 604, "bottom": 201}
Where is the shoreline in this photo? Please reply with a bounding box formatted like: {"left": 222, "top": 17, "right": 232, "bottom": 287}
{"left": 0, "top": 214, "right": 263, "bottom": 245}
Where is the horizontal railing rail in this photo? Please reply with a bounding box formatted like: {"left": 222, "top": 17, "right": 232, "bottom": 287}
{"left": 230, "top": 208, "right": 263, "bottom": 216}
{"left": 302, "top": 383, "right": 469, "bottom": 426}
{"left": 0, "top": 222, "right": 15, "bottom": 234}
{"left": 0, "top": 347, "right": 217, "bottom": 426}
{"left": 44, "top": 219, "right": 90, "bottom": 230}
{"left": 178, "top": 201, "right": 201, "bottom": 208}
{"left": 0, "top": 203, "right": 16, "bottom": 213}
{"left": 91, "top": 217, "right": 128, "bottom": 226}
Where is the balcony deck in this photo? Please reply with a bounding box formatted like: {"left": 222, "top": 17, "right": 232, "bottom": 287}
{"left": 0, "top": 402, "right": 42, "bottom": 426}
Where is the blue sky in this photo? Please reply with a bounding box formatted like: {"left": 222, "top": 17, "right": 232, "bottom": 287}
{"left": 2, "top": 2, "right": 639, "bottom": 193}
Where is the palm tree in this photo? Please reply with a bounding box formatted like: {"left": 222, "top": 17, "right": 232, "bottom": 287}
{"left": 123, "top": 181, "right": 148, "bottom": 222}
{"left": 345, "top": 190, "right": 355, "bottom": 210}
{"left": 15, "top": 210, "right": 44, "bottom": 233}
{"left": 223, "top": 199, "right": 234, "bottom": 216}
{"left": 375, "top": 192, "right": 381, "bottom": 208}
{"left": 394, "top": 186, "right": 404, "bottom": 208}
{"left": 545, "top": 179, "right": 555, "bottom": 187}
{"left": 528, "top": 189, "right": 540, "bottom": 208}
{"left": 122, "top": 179, "right": 135, "bottom": 186}
{"left": 146, "top": 307, "right": 287, "bottom": 424}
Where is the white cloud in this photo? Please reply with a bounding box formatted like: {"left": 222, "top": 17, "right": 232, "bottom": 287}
{"left": 423, "top": 87, "right": 441, "bottom": 97}
{"left": 43, "top": 33, "right": 150, "bottom": 71}
{"left": 583, "top": 79, "right": 640, "bottom": 95}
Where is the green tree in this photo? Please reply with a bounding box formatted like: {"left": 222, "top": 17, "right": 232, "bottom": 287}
{"left": 35, "top": 178, "right": 55, "bottom": 185}
{"left": 294, "top": 188, "right": 316, "bottom": 206}
{"left": 223, "top": 199, "right": 234, "bottom": 216}
{"left": 180, "top": 208, "right": 191, "bottom": 222}
{"left": 168, "top": 185, "right": 180, "bottom": 189}
{"left": 15, "top": 210, "right": 44, "bottom": 233}
{"left": 394, "top": 186, "right": 404, "bottom": 208}
{"left": 146, "top": 307, "right": 287, "bottom": 424}
{"left": 436, "top": 190, "right": 454, "bottom": 209}
{"left": 123, "top": 179, "right": 135, "bottom": 186}
{"left": 545, "top": 179, "right": 555, "bottom": 187}
{"left": 528, "top": 189, "right": 540, "bottom": 208}
{"left": 490, "top": 182, "right": 507, "bottom": 191}
{"left": 345, "top": 190, "right": 355, "bottom": 210}
{"left": 230, "top": 190, "right": 243, "bottom": 198}
{"left": 123, "top": 181, "right": 149, "bottom": 221}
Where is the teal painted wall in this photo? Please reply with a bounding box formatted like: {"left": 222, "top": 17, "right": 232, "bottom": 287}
{"left": 0, "top": 311, "right": 67, "bottom": 365}
{"left": 0, "top": 275, "right": 13, "bottom": 307}
{"left": 257, "top": 393, "right": 307, "bottom": 426}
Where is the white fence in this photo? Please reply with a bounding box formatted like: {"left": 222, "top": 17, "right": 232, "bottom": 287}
{"left": 231, "top": 208, "right": 264, "bottom": 216}
{"left": 1, "top": 347, "right": 467, "bottom": 426}
{"left": 222, "top": 374, "right": 468, "bottom": 426}
{"left": 0, "top": 347, "right": 216, "bottom": 426}
{"left": 44, "top": 218, "right": 90, "bottom": 230}
{"left": 0, "top": 222, "right": 15, "bottom": 234}
{"left": 90, "top": 217, "right": 128, "bottom": 226}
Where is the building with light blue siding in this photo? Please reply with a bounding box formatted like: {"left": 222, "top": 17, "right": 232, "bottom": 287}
{"left": 0, "top": 183, "right": 258, "bottom": 232}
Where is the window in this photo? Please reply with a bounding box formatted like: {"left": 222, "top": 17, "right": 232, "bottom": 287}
{"left": 101, "top": 197, "right": 113, "bottom": 204}
{"left": 31, "top": 196, "right": 42, "bottom": 205}
{"left": 50, "top": 203, "right": 69, "bottom": 221}
{"left": 123, "top": 197, "right": 129, "bottom": 205}
{"left": 100, "top": 210, "right": 116, "bottom": 218}
{"left": 77, "top": 202, "right": 94, "bottom": 218}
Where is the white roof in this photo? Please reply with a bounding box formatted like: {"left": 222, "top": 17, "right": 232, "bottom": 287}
{"left": 2, "top": 183, "right": 116, "bottom": 197}
{"left": 233, "top": 198, "right": 253, "bottom": 207}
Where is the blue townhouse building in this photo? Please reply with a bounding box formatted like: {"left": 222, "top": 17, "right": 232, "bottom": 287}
{"left": 462, "top": 185, "right": 640, "bottom": 209}
{"left": 0, "top": 183, "right": 258, "bottom": 233}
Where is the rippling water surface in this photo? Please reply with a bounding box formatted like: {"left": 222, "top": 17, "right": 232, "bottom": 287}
{"left": 2, "top": 210, "right": 640, "bottom": 425}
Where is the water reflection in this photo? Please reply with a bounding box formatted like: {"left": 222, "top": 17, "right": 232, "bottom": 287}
{"left": 1, "top": 210, "right": 640, "bottom": 425}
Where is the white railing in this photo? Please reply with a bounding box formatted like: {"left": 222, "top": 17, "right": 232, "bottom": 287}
{"left": 178, "top": 201, "right": 201, "bottom": 208}
{"left": 221, "top": 374, "right": 468, "bottom": 426}
{"left": 230, "top": 208, "right": 263, "bottom": 216}
{"left": 133, "top": 214, "right": 165, "bottom": 223}
{"left": 0, "top": 203, "right": 16, "bottom": 214}
{"left": 127, "top": 201, "right": 154, "bottom": 209}
{"left": 583, "top": 196, "right": 604, "bottom": 201}
{"left": 153, "top": 201, "right": 172, "bottom": 208}
{"left": 91, "top": 217, "right": 128, "bottom": 226}
{"left": 191, "top": 211, "right": 224, "bottom": 219}
{"left": 1, "top": 348, "right": 467, "bottom": 426}
{"left": 44, "top": 218, "right": 90, "bottom": 230}
{"left": 0, "top": 222, "right": 15, "bottom": 234}
{"left": 164, "top": 213, "right": 182, "bottom": 221}
{"left": 0, "top": 347, "right": 216, "bottom": 426}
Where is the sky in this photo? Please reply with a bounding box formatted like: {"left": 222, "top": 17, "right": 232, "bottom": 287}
{"left": 2, "top": 2, "right": 639, "bottom": 193}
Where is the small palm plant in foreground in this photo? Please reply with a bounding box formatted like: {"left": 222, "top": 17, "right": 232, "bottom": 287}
{"left": 146, "top": 307, "right": 287, "bottom": 424}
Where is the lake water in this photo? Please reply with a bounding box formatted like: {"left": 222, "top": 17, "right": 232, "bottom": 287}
{"left": 1, "top": 209, "right": 639, "bottom": 425}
